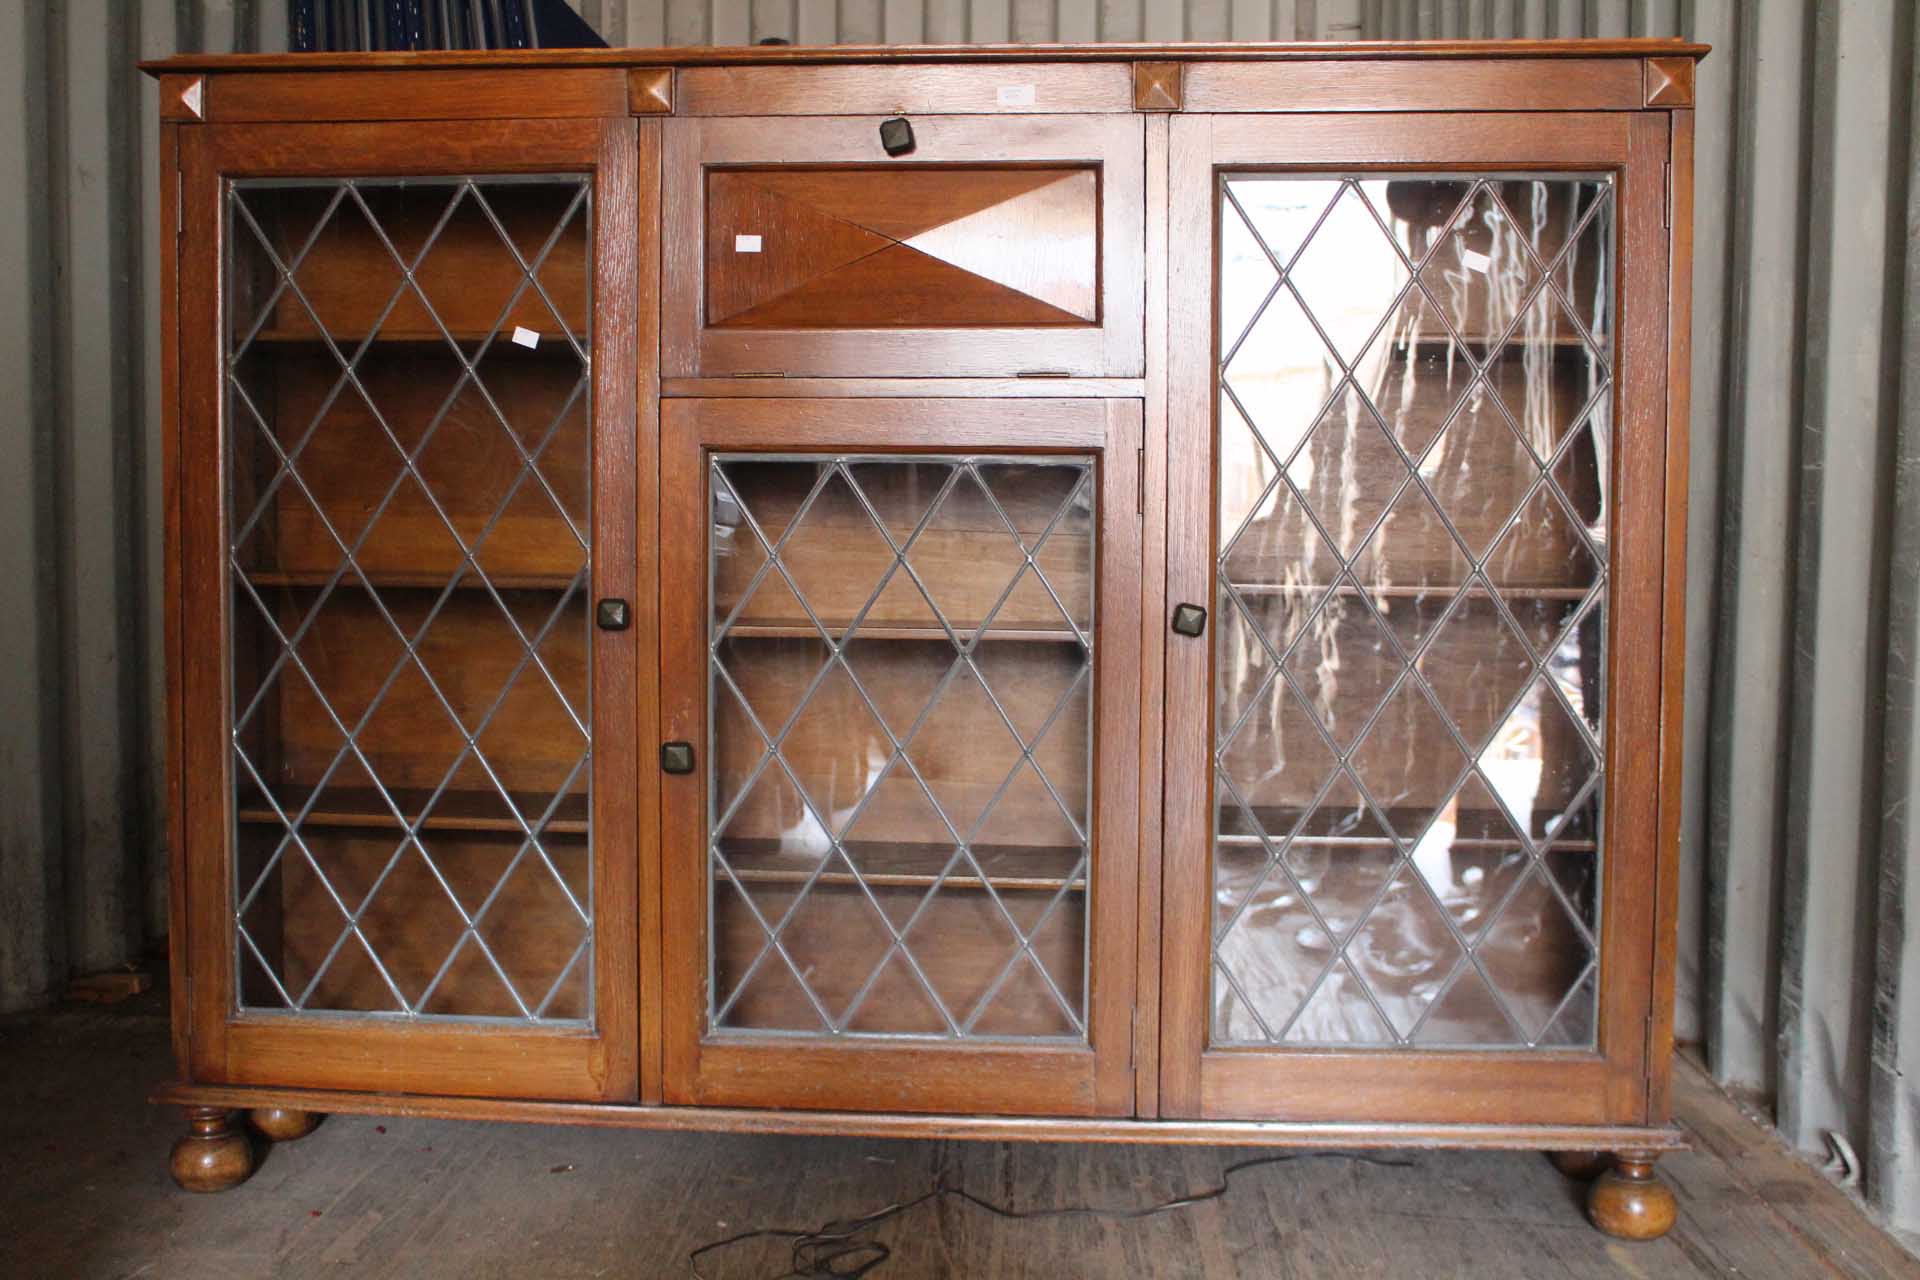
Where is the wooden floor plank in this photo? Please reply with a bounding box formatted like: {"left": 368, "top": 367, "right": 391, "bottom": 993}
{"left": 1667, "top": 1055, "right": 1920, "bottom": 1280}
{"left": 2, "top": 998, "right": 1915, "bottom": 1279}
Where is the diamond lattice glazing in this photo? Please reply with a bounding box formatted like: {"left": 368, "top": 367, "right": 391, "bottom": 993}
{"left": 226, "top": 176, "right": 594, "bottom": 1023}
{"left": 1211, "top": 175, "right": 1613, "bottom": 1049}
{"left": 708, "top": 455, "right": 1094, "bottom": 1041}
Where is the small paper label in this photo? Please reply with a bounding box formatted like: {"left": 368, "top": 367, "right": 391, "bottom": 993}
{"left": 1460, "top": 248, "right": 1491, "bottom": 274}
{"left": 734, "top": 234, "right": 763, "bottom": 253}
{"left": 997, "top": 83, "right": 1036, "bottom": 107}
{"left": 510, "top": 326, "right": 540, "bottom": 349}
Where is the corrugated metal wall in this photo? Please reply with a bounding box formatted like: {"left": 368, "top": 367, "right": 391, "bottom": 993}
{"left": 2, "top": 0, "right": 1915, "bottom": 1235}
{"left": 1369, "top": 0, "right": 1918, "bottom": 1230}
{"left": 577, "top": 0, "right": 1358, "bottom": 44}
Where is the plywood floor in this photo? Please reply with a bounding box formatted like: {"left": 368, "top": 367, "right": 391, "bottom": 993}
{"left": 3, "top": 994, "right": 1915, "bottom": 1279}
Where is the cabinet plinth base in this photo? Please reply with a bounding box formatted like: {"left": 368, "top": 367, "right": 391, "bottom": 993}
{"left": 249, "top": 1107, "right": 323, "bottom": 1142}
{"left": 1587, "top": 1150, "right": 1677, "bottom": 1240}
{"left": 154, "top": 1079, "right": 1687, "bottom": 1153}
{"left": 169, "top": 1107, "right": 254, "bottom": 1193}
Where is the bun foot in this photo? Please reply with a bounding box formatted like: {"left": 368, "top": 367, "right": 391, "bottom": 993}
{"left": 249, "top": 1107, "right": 322, "bottom": 1142}
{"left": 1587, "top": 1150, "right": 1677, "bottom": 1240}
{"left": 1549, "top": 1150, "right": 1614, "bottom": 1180}
{"left": 170, "top": 1106, "right": 254, "bottom": 1193}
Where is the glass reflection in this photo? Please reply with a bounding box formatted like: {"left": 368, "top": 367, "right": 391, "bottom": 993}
{"left": 1212, "top": 175, "right": 1612, "bottom": 1049}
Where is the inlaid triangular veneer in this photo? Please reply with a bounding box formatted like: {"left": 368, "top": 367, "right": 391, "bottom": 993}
{"left": 705, "top": 166, "right": 1099, "bottom": 330}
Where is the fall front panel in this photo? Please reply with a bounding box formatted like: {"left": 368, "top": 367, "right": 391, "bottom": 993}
{"left": 662, "top": 115, "right": 1144, "bottom": 378}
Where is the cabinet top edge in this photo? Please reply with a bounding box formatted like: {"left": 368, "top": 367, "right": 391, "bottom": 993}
{"left": 142, "top": 38, "right": 1709, "bottom": 77}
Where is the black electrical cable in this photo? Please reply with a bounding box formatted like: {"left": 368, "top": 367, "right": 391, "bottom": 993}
{"left": 688, "top": 1150, "right": 1419, "bottom": 1279}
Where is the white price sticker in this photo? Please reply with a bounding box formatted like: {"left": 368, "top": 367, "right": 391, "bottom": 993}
{"left": 1460, "top": 248, "right": 1491, "bottom": 274}
{"left": 997, "top": 84, "right": 1036, "bottom": 107}
{"left": 510, "top": 326, "right": 540, "bottom": 349}
{"left": 734, "top": 234, "right": 763, "bottom": 253}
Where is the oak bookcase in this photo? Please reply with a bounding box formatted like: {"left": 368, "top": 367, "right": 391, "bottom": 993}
{"left": 145, "top": 38, "right": 1702, "bottom": 1240}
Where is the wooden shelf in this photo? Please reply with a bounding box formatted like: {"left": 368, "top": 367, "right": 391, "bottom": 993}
{"left": 237, "top": 784, "right": 588, "bottom": 836}
{"left": 1229, "top": 582, "right": 1596, "bottom": 601}
{"left": 1214, "top": 832, "right": 1597, "bottom": 852}
{"left": 722, "top": 620, "right": 1084, "bottom": 644}
{"left": 246, "top": 329, "right": 587, "bottom": 351}
{"left": 722, "top": 839, "right": 1086, "bottom": 893}
{"left": 1389, "top": 334, "right": 1604, "bottom": 355}
{"left": 1218, "top": 804, "right": 1598, "bottom": 853}
{"left": 242, "top": 570, "right": 581, "bottom": 592}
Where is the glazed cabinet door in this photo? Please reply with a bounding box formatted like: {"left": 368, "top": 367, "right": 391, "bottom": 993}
{"left": 659, "top": 398, "right": 1141, "bottom": 1115}
{"left": 174, "top": 118, "right": 642, "bottom": 1099}
{"left": 1160, "top": 113, "right": 1675, "bottom": 1124}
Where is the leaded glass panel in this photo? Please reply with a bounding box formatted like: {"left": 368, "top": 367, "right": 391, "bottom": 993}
{"left": 1212, "top": 174, "right": 1612, "bottom": 1049}
{"left": 708, "top": 455, "right": 1095, "bottom": 1041}
{"left": 225, "top": 175, "right": 594, "bottom": 1023}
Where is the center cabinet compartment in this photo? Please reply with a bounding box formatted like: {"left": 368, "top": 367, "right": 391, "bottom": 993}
{"left": 662, "top": 114, "right": 1145, "bottom": 378}
{"left": 657, "top": 398, "right": 1142, "bottom": 1116}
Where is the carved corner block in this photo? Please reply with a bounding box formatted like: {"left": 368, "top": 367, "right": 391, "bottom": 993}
{"left": 161, "top": 75, "right": 206, "bottom": 121}
{"left": 1133, "top": 62, "right": 1184, "bottom": 112}
{"left": 629, "top": 68, "right": 673, "bottom": 115}
{"left": 1643, "top": 57, "right": 1694, "bottom": 108}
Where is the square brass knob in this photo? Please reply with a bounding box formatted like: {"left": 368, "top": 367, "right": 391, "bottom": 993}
{"left": 878, "top": 117, "right": 916, "bottom": 157}
{"left": 596, "top": 598, "right": 630, "bottom": 631}
{"left": 1171, "top": 603, "right": 1208, "bottom": 637}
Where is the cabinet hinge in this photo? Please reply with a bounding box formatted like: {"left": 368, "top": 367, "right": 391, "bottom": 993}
{"left": 1662, "top": 162, "right": 1672, "bottom": 229}
{"left": 1015, "top": 369, "right": 1071, "bottom": 378}
{"left": 174, "top": 171, "right": 183, "bottom": 237}
{"left": 1136, "top": 448, "right": 1146, "bottom": 514}
{"left": 732, "top": 370, "right": 785, "bottom": 379}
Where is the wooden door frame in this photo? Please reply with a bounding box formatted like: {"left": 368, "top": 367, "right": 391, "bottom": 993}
{"left": 660, "top": 113, "right": 1145, "bottom": 379}
{"left": 174, "top": 116, "right": 643, "bottom": 1101}
{"left": 658, "top": 397, "right": 1142, "bottom": 1117}
{"left": 1158, "top": 111, "right": 1675, "bottom": 1125}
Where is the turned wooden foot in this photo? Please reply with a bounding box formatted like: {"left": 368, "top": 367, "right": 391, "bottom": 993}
{"left": 1587, "top": 1149, "right": 1677, "bottom": 1240}
{"left": 169, "top": 1106, "right": 254, "bottom": 1193}
{"left": 249, "top": 1107, "right": 322, "bottom": 1142}
{"left": 1549, "top": 1149, "right": 1614, "bottom": 1181}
